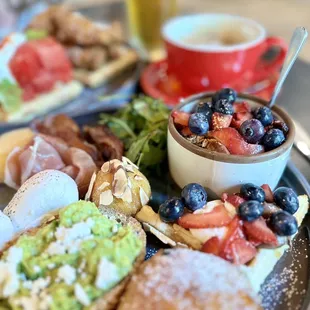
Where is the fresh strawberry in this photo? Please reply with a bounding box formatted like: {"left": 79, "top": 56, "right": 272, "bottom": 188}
{"left": 172, "top": 111, "right": 190, "bottom": 126}
{"left": 231, "top": 112, "right": 252, "bottom": 129}
{"left": 248, "top": 236, "right": 263, "bottom": 247}
{"left": 211, "top": 112, "right": 232, "bottom": 130}
{"left": 178, "top": 204, "right": 232, "bottom": 229}
{"left": 180, "top": 127, "right": 192, "bottom": 137}
{"left": 221, "top": 193, "right": 245, "bottom": 208}
{"left": 219, "top": 216, "right": 245, "bottom": 261}
{"left": 208, "top": 127, "right": 264, "bottom": 155}
{"left": 233, "top": 101, "right": 251, "bottom": 113}
{"left": 201, "top": 237, "right": 222, "bottom": 255}
{"left": 243, "top": 217, "right": 278, "bottom": 245}
{"left": 261, "top": 184, "right": 274, "bottom": 202}
{"left": 228, "top": 238, "right": 257, "bottom": 265}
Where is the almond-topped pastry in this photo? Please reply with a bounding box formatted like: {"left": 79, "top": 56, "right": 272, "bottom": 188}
{"left": 118, "top": 248, "right": 261, "bottom": 310}
{"left": 86, "top": 157, "right": 151, "bottom": 216}
{"left": 135, "top": 182, "right": 309, "bottom": 292}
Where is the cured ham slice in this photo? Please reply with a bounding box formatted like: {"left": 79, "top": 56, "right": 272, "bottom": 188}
{"left": 4, "top": 134, "right": 97, "bottom": 196}
{"left": 62, "top": 147, "right": 97, "bottom": 197}
{"left": 19, "top": 136, "right": 65, "bottom": 184}
{"left": 4, "top": 147, "right": 23, "bottom": 190}
{"left": 32, "top": 114, "right": 99, "bottom": 161}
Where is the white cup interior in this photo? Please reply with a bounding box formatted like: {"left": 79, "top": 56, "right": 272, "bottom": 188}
{"left": 162, "top": 13, "right": 266, "bottom": 52}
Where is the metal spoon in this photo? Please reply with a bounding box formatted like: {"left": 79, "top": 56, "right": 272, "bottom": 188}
{"left": 269, "top": 27, "right": 308, "bottom": 108}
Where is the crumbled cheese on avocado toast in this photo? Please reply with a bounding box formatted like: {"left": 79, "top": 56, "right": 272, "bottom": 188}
{"left": 0, "top": 201, "right": 143, "bottom": 309}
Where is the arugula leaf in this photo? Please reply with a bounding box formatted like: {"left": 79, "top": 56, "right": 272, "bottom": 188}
{"left": 99, "top": 96, "right": 170, "bottom": 174}
{"left": 25, "top": 29, "right": 48, "bottom": 41}
{"left": 0, "top": 79, "right": 22, "bottom": 113}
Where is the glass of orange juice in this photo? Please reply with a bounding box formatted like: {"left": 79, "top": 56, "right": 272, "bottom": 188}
{"left": 126, "top": 0, "right": 177, "bottom": 62}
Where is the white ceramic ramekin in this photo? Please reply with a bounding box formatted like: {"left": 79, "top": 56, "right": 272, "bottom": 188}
{"left": 168, "top": 92, "right": 295, "bottom": 197}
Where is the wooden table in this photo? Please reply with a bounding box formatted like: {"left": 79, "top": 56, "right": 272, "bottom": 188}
{"left": 66, "top": 0, "right": 310, "bottom": 63}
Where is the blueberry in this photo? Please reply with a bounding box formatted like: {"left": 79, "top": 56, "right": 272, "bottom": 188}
{"left": 253, "top": 106, "right": 273, "bottom": 126}
{"left": 269, "top": 211, "right": 298, "bottom": 236}
{"left": 196, "top": 101, "right": 213, "bottom": 121}
{"left": 240, "top": 119, "right": 265, "bottom": 144}
{"left": 238, "top": 200, "right": 264, "bottom": 222}
{"left": 213, "top": 99, "right": 234, "bottom": 115}
{"left": 181, "top": 183, "right": 207, "bottom": 211}
{"left": 240, "top": 183, "right": 266, "bottom": 202}
{"left": 212, "top": 88, "right": 237, "bottom": 105}
{"left": 159, "top": 198, "right": 185, "bottom": 223}
{"left": 188, "top": 113, "right": 209, "bottom": 135}
{"left": 262, "top": 129, "right": 285, "bottom": 151}
{"left": 273, "top": 187, "right": 299, "bottom": 214}
{"left": 271, "top": 120, "right": 289, "bottom": 136}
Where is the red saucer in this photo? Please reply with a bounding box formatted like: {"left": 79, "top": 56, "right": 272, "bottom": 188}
{"left": 140, "top": 59, "right": 279, "bottom": 106}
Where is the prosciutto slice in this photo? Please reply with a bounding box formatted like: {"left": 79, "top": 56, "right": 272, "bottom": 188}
{"left": 4, "top": 134, "right": 97, "bottom": 196}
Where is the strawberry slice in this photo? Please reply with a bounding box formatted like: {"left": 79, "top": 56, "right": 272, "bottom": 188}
{"left": 231, "top": 112, "right": 252, "bottom": 129}
{"left": 221, "top": 193, "right": 245, "bottom": 208}
{"left": 233, "top": 101, "right": 251, "bottom": 113}
{"left": 261, "top": 184, "right": 274, "bottom": 202}
{"left": 178, "top": 204, "right": 232, "bottom": 229}
{"left": 219, "top": 216, "right": 245, "bottom": 261}
{"left": 172, "top": 111, "right": 190, "bottom": 126}
{"left": 201, "top": 237, "right": 222, "bottom": 255}
{"left": 243, "top": 217, "right": 278, "bottom": 245}
{"left": 211, "top": 112, "right": 232, "bottom": 130}
{"left": 228, "top": 238, "right": 257, "bottom": 265}
{"left": 248, "top": 236, "right": 263, "bottom": 247}
{"left": 208, "top": 127, "right": 264, "bottom": 155}
{"left": 180, "top": 127, "right": 192, "bottom": 137}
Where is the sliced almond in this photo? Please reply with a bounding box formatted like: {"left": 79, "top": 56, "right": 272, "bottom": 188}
{"left": 139, "top": 187, "right": 149, "bottom": 206}
{"left": 101, "top": 161, "right": 111, "bottom": 174}
{"left": 85, "top": 172, "right": 97, "bottom": 201}
{"left": 142, "top": 223, "right": 176, "bottom": 246}
{"left": 122, "top": 159, "right": 135, "bottom": 173}
{"left": 120, "top": 185, "right": 132, "bottom": 203}
{"left": 99, "top": 190, "right": 114, "bottom": 206}
{"left": 101, "top": 159, "right": 122, "bottom": 174}
{"left": 134, "top": 175, "right": 144, "bottom": 181}
{"left": 112, "top": 168, "right": 128, "bottom": 197}
{"left": 97, "top": 181, "right": 110, "bottom": 191}
{"left": 122, "top": 156, "right": 139, "bottom": 170}
{"left": 127, "top": 178, "right": 132, "bottom": 189}
{"left": 111, "top": 159, "right": 123, "bottom": 171}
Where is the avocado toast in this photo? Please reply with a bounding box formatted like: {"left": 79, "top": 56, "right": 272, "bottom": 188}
{"left": 0, "top": 201, "right": 146, "bottom": 310}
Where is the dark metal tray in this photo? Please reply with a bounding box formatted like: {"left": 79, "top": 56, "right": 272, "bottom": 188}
{"left": 145, "top": 161, "right": 310, "bottom": 310}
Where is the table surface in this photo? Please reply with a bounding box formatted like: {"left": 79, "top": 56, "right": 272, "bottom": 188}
{"left": 66, "top": 0, "right": 310, "bottom": 63}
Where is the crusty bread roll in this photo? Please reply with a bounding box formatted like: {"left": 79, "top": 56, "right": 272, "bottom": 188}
{"left": 0, "top": 128, "right": 34, "bottom": 182}
{"left": 118, "top": 248, "right": 261, "bottom": 310}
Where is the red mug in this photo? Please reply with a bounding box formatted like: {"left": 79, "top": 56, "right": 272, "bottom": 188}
{"left": 162, "top": 14, "right": 288, "bottom": 93}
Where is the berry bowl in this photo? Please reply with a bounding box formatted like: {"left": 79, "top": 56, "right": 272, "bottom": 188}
{"left": 168, "top": 91, "right": 295, "bottom": 196}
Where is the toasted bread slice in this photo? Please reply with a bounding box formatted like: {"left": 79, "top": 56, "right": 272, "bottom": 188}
{"left": 73, "top": 49, "right": 138, "bottom": 88}
{"left": 3, "top": 81, "right": 83, "bottom": 123}
{"left": 1, "top": 205, "right": 146, "bottom": 310}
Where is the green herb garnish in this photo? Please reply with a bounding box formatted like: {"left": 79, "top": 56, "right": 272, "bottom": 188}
{"left": 25, "top": 29, "right": 48, "bottom": 41}
{"left": 99, "top": 96, "right": 170, "bottom": 174}
{"left": 0, "top": 79, "right": 22, "bottom": 113}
